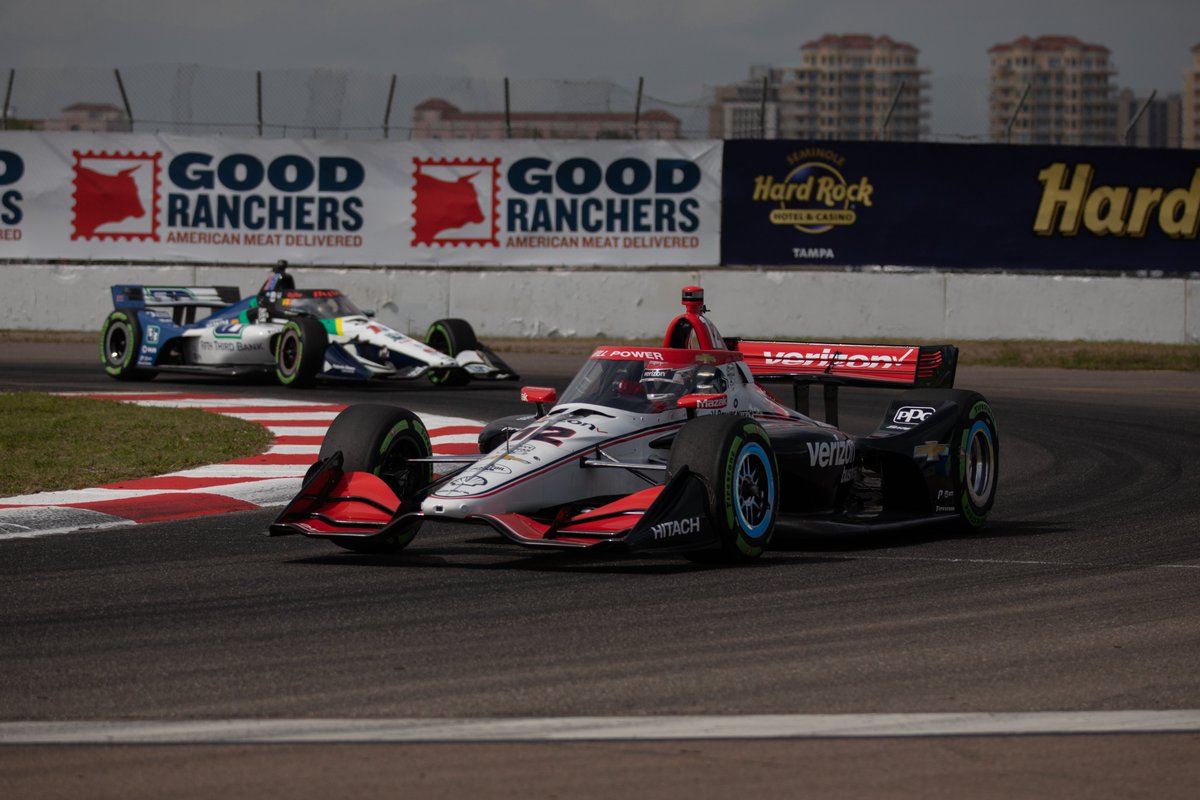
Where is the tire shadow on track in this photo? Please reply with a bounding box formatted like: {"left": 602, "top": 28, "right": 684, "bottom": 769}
{"left": 768, "top": 518, "right": 1069, "bottom": 554}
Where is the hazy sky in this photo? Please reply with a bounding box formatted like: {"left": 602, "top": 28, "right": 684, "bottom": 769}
{"left": 3, "top": 0, "right": 1198, "bottom": 137}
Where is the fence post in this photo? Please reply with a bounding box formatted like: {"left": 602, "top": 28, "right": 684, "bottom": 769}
{"left": 878, "top": 80, "right": 904, "bottom": 141}
{"left": 114, "top": 69, "right": 134, "bottom": 131}
{"left": 504, "top": 77, "right": 512, "bottom": 139}
{"left": 634, "top": 76, "right": 644, "bottom": 140}
{"left": 759, "top": 75, "right": 768, "bottom": 139}
{"left": 256, "top": 71, "right": 263, "bottom": 137}
{"left": 2, "top": 70, "right": 13, "bottom": 130}
{"left": 383, "top": 74, "right": 396, "bottom": 139}
{"left": 1124, "top": 90, "right": 1156, "bottom": 146}
{"left": 1005, "top": 83, "right": 1031, "bottom": 144}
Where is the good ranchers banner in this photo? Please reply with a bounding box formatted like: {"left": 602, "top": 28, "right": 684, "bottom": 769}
{"left": 0, "top": 132, "right": 722, "bottom": 266}
{"left": 722, "top": 139, "right": 1200, "bottom": 273}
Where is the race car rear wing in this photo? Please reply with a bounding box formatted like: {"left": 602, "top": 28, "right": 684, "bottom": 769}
{"left": 110, "top": 285, "right": 242, "bottom": 325}
{"left": 731, "top": 339, "right": 958, "bottom": 425}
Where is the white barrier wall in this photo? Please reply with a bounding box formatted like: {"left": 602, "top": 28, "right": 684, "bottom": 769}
{"left": 1, "top": 263, "right": 1196, "bottom": 344}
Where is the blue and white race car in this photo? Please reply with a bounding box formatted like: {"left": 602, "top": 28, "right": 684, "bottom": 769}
{"left": 99, "top": 264, "right": 517, "bottom": 387}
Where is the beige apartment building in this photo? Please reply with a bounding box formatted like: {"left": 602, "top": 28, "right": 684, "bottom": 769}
{"left": 988, "top": 35, "right": 1117, "bottom": 145}
{"left": 39, "top": 103, "right": 131, "bottom": 133}
{"left": 709, "top": 34, "right": 930, "bottom": 141}
{"left": 1185, "top": 43, "right": 1200, "bottom": 148}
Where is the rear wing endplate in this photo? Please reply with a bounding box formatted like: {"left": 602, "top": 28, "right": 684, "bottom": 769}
{"left": 732, "top": 339, "right": 958, "bottom": 426}
{"left": 110, "top": 285, "right": 242, "bottom": 325}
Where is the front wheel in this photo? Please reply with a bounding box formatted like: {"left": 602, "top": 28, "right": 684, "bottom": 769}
{"left": 99, "top": 310, "right": 154, "bottom": 381}
{"left": 424, "top": 318, "right": 477, "bottom": 387}
{"left": 319, "top": 404, "right": 433, "bottom": 553}
{"left": 667, "top": 415, "right": 779, "bottom": 562}
{"left": 274, "top": 316, "right": 327, "bottom": 387}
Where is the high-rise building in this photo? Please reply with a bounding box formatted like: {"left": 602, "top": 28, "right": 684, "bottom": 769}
{"left": 1185, "top": 43, "right": 1200, "bottom": 148}
{"left": 988, "top": 35, "right": 1117, "bottom": 145}
{"left": 708, "top": 34, "right": 930, "bottom": 141}
{"left": 1115, "top": 90, "right": 1182, "bottom": 148}
{"left": 707, "top": 66, "right": 783, "bottom": 139}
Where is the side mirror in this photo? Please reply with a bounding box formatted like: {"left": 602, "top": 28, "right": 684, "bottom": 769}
{"left": 521, "top": 386, "right": 557, "bottom": 417}
{"left": 677, "top": 393, "right": 727, "bottom": 418}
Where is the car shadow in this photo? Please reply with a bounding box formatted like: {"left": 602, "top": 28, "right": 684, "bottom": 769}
{"left": 287, "top": 541, "right": 847, "bottom": 575}
{"left": 769, "top": 518, "right": 1068, "bottom": 554}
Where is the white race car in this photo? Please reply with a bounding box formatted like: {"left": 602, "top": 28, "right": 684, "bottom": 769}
{"left": 100, "top": 264, "right": 517, "bottom": 387}
{"left": 270, "top": 286, "right": 999, "bottom": 562}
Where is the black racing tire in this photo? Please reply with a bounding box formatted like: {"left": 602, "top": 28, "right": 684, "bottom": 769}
{"left": 99, "top": 310, "right": 155, "bottom": 381}
{"left": 424, "top": 318, "right": 477, "bottom": 387}
{"left": 319, "top": 404, "right": 433, "bottom": 554}
{"left": 950, "top": 392, "right": 999, "bottom": 532}
{"left": 667, "top": 415, "right": 779, "bottom": 562}
{"left": 274, "top": 316, "right": 327, "bottom": 388}
{"left": 895, "top": 388, "right": 1000, "bottom": 532}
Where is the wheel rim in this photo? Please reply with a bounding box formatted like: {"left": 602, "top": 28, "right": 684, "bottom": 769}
{"left": 965, "top": 422, "right": 996, "bottom": 507}
{"left": 733, "top": 443, "right": 774, "bottom": 539}
{"left": 278, "top": 330, "right": 300, "bottom": 376}
{"left": 104, "top": 322, "right": 130, "bottom": 367}
{"left": 380, "top": 435, "right": 429, "bottom": 499}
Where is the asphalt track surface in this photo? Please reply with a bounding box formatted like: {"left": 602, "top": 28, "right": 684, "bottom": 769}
{"left": 2, "top": 342, "right": 1199, "bottom": 798}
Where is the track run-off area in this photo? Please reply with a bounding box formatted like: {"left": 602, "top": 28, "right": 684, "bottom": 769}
{"left": 2, "top": 344, "right": 1199, "bottom": 798}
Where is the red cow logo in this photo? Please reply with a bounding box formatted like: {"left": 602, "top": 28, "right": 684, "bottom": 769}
{"left": 412, "top": 158, "right": 499, "bottom": 247}
{"left": 72, "top": 151, "right": 161, "bottom": 241}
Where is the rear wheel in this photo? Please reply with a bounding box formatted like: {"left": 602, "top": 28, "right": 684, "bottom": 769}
{"left": 425, "top": 318, "right": 477, "bottom": 387}
{"left": 274, "top": 316, "right": 327, "bottom": 387}
{"left": 320, "top": 404, "right": 433, "bottom": 553}
{"left": 99, "top": 310, "right": 154, "bottom": 381}
{"left": 667, "top": 415, "right": 778, "bottom": 562}
{"left": 891, "top": 388, "right": 999, "bottom": 532}
{"left": 952, "top": 393, "right": 999, "bottom": 531}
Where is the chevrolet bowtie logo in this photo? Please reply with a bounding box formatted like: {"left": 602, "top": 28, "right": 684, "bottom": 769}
{"left": 913, "top": 441, "right": 950, "bottom": 461}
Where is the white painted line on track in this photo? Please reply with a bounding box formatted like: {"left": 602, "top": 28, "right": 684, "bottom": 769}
{"left": 2, "top": 711, "right": 1199, "bottom": 744}
{"left": 824, "top": 554, "right": 1200, "bottom": 571}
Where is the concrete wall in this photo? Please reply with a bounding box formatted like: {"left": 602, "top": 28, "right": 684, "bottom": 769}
{"left": 1, "top": 263, "right": 1196, "bottom": 344}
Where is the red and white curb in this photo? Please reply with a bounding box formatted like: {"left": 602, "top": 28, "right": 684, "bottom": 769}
{"left": 0, "top": 391, "right": 483, "bottom": 540}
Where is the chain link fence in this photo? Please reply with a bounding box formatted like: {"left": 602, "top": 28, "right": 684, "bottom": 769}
{"left": 13, "top": 64, "right": 1162, "bottom": 146}
{"left": 1, "top": 65, "right": 715, "bottom": 140}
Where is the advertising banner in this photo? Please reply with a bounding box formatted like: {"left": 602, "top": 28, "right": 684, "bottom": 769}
{"left": 722, "top": 140, "right": 1200, "bottom": 273}
{"left": 0, "top": 133, "right": 722, "bottom": 266}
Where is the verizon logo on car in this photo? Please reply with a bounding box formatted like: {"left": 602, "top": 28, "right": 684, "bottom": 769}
{"left": 807, "top": 440, "right": 855, "bottom": 468}
{"left": 761, "top": 346, "right": 914, "bottom": 369}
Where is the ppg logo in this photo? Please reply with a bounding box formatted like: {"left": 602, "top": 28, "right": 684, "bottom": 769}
{"left": 893, "top": 406, "right": 936, "bottom": 425}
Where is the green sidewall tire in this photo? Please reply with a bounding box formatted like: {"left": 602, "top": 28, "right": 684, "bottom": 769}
{"left": 952, "top": 394, "right": 999, "bottom": 532}
{"left": 100, "top": 310, "right": 153, "bottom": 381}
{"left": 425, "top": 318, "right": 477, "bottom": 387}
{"left": 274, "top": 317, "right": 327, "bottom": 388}
{"left": 320, "top": 404, "right": 432, "bottom": 553}
{"left": 667, "top": 414, "right": 779, "bottom": 562}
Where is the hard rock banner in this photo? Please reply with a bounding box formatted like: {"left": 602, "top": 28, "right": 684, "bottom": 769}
{"left": 0, "top": 132, "right": 722, "bottom": 266}
{"left": 722, "top": 139, "right": 1200, "bottom": 273}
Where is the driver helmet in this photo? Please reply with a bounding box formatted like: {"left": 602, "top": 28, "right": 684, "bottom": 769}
{"left": 641, "top": 364, "right": 696, "bottom": 403}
